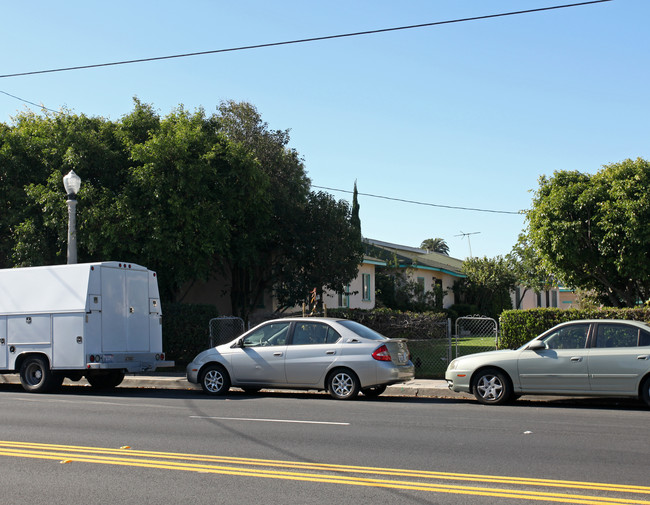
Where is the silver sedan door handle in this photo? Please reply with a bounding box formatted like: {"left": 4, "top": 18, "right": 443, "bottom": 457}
{"left": 570, "top": 357, "right": 583, "bottom": 362}
{"left": 326, "top": 350, "right": 336, "bottom": 355}
{"left": 273, "top": 352, "right": 283, "bottom": 357}
{"left": 637, "top": 355, "right": 649, "bottom": 360}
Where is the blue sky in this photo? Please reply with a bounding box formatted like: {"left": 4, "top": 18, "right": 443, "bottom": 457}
{"left": 2, "top": 1, "right": 647, "bottom": 259}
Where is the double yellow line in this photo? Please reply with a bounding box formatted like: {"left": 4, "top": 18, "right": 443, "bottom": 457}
{"left": 0, "top": 440, "right": 648, "bottom": 504}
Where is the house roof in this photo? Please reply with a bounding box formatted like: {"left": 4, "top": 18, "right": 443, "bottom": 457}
{"left": 364, "top": 238, "right": 465, "bottom": 278}
{"left": 362, "top": 255, "right": 387, "bottom": 266}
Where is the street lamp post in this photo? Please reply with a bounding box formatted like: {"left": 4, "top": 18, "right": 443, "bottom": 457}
{"left": 63, "top": 170, "right": 81, "bottom": 264}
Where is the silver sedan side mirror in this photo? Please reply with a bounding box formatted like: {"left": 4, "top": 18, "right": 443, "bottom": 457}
{"left": 527, "top": 340, "right": 546, "bottom": 351}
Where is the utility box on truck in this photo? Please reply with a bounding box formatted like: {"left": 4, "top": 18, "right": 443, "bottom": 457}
{"left": 0, "top": 262, "right": 173, "bottom": 392}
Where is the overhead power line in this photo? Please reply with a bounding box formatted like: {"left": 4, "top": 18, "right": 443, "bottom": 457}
{"left": 0, "top": 90, "right": 58, "bottom": 113}
{"left": 0, "top": 1, "right": 611, "bottom": 79}
{"left": 312, "top": 185, "right": 522, "bottom": 215}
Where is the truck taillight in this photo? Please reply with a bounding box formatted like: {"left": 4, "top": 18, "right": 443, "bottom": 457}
{"left": 372, "top": 345, "right": 392, "bottom": 362}
{"left": 155, "top": 353, "right": 165, "bottom": 361}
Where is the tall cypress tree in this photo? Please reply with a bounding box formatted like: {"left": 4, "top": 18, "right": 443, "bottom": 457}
{"left": 351, "top": 180, "right": 361, "bottom": 235}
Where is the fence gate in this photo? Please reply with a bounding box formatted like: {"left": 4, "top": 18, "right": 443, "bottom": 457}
{"left": 209, "top": 316, "right": 246, "bottom": 347}
{"left": 453, "top": 316, "right": 498, "bottom": 359}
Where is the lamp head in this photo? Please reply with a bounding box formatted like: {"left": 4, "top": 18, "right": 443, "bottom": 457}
{"left": 63, "top": 170, "right": 82, "bottom": 198}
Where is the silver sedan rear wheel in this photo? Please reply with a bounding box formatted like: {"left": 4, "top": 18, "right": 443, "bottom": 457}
{"left": 473, "top": 368, "right": 512, "bottom": 405}
{"left": 327, "top": 369, "right": 360, "bottom": 400}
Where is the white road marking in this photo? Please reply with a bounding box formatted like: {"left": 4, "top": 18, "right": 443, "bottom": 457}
{"left": 190, "top": 415, "right": 349, "bottom": 426}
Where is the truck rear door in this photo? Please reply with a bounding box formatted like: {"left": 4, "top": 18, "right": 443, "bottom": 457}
{"left": 101, "top": 267, "right": 150, "bottom": 353}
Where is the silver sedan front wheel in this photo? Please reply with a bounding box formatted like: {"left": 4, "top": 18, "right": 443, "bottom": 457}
{"left": 200, "top": 364, "right": 231, "bottom": 396}
{"left": 327, "top": 369, "right": 360, "bottom": 400}
{"left": 473, "top": 368, "right": 512, "bottom": 405}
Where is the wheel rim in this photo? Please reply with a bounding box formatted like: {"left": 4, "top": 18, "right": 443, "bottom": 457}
{"left": 332, "top": 373, "right": 353, "bottom": 398}
{"left": 25, "top": 363, "right": 43, "bottom": 386}
{"left": 204, "top": 370, "right": 224, "bottom": 393}
{"left": 476, "top": 374, "right": 503, "bottom": 401}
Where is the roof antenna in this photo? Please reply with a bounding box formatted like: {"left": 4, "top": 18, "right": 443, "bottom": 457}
{"left": 455, "top": 231, "right": 480, "bottom": 258}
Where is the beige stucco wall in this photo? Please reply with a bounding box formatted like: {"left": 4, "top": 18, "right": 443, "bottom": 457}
{"left": 512, "top": 287, "right": 564, "bottom": 310}
{"left": 322, "top": 262, "right": 376, "bottom": 310}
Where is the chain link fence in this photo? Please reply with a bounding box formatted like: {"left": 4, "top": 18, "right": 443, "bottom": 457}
{"left": 402, "top": 319, "right": 452, "bottom": 379}
{"left": 453, "top": 316, "right": 498, "bottom": 360}
{"left": 209, "top": 316, "right": 246, "bottom": 347}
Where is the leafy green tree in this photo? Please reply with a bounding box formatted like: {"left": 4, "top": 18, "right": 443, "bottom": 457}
{"left": 456, "top": 256, "right": 516, "bottom": 318}
{"left": 215, "top": 100, "right": 311, "bottom": 317}
{"left": 420, "top": 237, "right": 449, "bottom": 256}
{"left": 274, "top": 191, "right": 364, "bottom": 310}
{"left": 1, "top": 100, "right": 365, "bottom": 317}
{"left": 508, "top": 234, "right": 555, "bottom": 308}
{"left": 351, "top": 180, "right": 361, "bottom": 234}
{"left": 110, "top": 105, "right": 267, "bottom": 300}
{"left": 4, "top": 109, "right": 128, "bottom": 267}
{"left": 370, "top": 250, "right": 445, "bottom": 312}
{"left": 524, "top": 158, "right": 650, "bottom": 307}
{"left": 5, "top": 104, "right": 250, "bottom": 299}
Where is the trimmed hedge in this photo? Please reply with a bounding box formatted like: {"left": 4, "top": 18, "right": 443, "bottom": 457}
{"left": 499, "top": 307, "right": 650, "bottom": 349}
{"left": 162, "top": 303, "right": 219, "bottom": 368}
{"left": 327, "top": 308, "right": 448, "bottom": 339}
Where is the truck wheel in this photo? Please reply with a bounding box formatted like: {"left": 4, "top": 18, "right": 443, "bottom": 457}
{"left": 86, "top": 371, "right": 125, "bottom": 390}
{"left": 19, "top": 357, "right": 59, "bottom": 393}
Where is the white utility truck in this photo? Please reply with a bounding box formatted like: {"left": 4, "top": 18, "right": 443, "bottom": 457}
{"left": 0, "top": 261, "right": 173, "bottom": 393}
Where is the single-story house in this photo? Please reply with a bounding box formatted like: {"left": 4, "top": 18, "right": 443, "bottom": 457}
{"left": 180, "top": 238, "right": 465, "bottom": 316}
{"left": 512, "top": 286, "right": 577, "bottom": 310}
{"left": 362, "top": 238, "right": 465, "bottom": 309}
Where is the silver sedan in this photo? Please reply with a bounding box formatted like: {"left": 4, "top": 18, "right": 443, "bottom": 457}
{"left": 187, "top": 317, "right": 414, "bottom": 400}
{"left": 446, "top": 319, "right": 650, "bottom": 406}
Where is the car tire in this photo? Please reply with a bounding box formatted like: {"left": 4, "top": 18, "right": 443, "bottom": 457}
{"left": 641, "top": 376, "right": 650, "bottom": 407}
{"left": 472, "top": 368, "right": 512, "bottom": 405}
{"left": 361, "top": 385, "right": 387, "bottom": 398}
{"left": 327, "top": 369, "right": 360, "bottom": 400}
{"left": 200, "top": 364, "right": 231, "bottom": 396}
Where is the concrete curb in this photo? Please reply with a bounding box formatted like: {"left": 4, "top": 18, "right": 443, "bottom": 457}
{"left": 0, "top": 373, "right": 462, "bottom": 398}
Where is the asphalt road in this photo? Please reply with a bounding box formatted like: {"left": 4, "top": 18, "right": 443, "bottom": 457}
{"left": 0, "top": 383, "right": 648, "bottom": 505}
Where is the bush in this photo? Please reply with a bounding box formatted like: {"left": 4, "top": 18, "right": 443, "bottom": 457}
{"left": 499, "top": 307, "right": 650, "bottom": 349}
{"left": 447, "top": 303, "right": 479, "bottom": 320}
{"left": 327, "top": 308, "right": 448, "bottom": 339}
{"left": 162, "top": 303, "right": 219, "bottom": 367}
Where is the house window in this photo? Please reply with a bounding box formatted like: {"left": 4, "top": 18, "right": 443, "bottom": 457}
{"left": 338, "top": 286, "right": 350, "bottom": 308}
{"left": 362, "top": 274, "right": 371, "bottom": 301}
{"left": 417, "top": 277, "right": 425, "bottom": 294}
{"left": 551, "top": 290, "right": 558, "bottom": 308}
